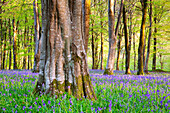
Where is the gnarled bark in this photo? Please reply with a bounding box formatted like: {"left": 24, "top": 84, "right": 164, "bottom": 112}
{"left": 33, "top": 0, "right": 96, "bottom": 100}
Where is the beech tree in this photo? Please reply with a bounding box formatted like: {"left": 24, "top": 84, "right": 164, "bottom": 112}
{"left": 33, "top": 0, "right": 97, "bottom": 100}
{"left": 104, "top": 0, "right": 123, "bottom": 75}
{"left": 137, "top": 0, "right": 148, "bottom": 75}
{"left": 123, "top": 4, "right": 131, "bottom": 74}
{"left": 32, "top": 0, "right": 41, "bottom": 72}
{"left": 145, "top": 0, "right": 152, "bottom": 73}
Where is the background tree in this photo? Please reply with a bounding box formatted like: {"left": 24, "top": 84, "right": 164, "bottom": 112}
{"left": 137, "top": 0, "right": 148, "bottom": 75}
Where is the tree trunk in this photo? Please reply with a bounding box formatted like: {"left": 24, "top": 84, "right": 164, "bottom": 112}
{"left": 12, "top": 18, "right": 18, "bottom": 69}
{"left": 143, "top": 28, "right": 147, "bottom": 70}
{"left": 104, "top": 0, "right": 115, "bottom": 75}
{"left": 0, "top": 0, "right": 2, "bottom": 70}
{"left": 152, "top": 17, "right": 157, "bottom": 70}
{"left": 33, "top": 0, "right": 41, "bottom": 72}
{"left": 33, "top": 0, "right": 96, "bottom": 100}
{"left": 122, "top": 51, "right": 125, "bottom": 71}
{"left": 28, "top": 26, "right": 30, "bottom": 70}
{"left": 2, "top": 19, "right": 6, "bottom": 70}
{"left": 116, "top": 27, "right": 123, "bottom": 71}
{"left": 145, "top": 0, "right": 152, "bottom": 73}
{"left": 137, "top": 0, "right": 148, "bottom": 75}
{"left": 104, "top": 0, "right": 123, "bottom": 75}
{"left": 133, "top": 32, "right": 136, "bottom": 71}
{"left": 123, "top": 5, "right": 131, "bottom": 74}
{"left": 83, "top": 0, "right": 91, "bottom": 53}
{"left": 91, "top": 21, "right": 95, "bottom": 69}
{"left": 159, "top": 53, "right": 163, "bottom": 70}
{"left": 100, "top": 13, "right": 104, "bottom": 70}
{"left": 23, "top": 17, "right": 27, "bottom": 69}
{"left": 8, "top": 19, "right": 12, "bottom": 70}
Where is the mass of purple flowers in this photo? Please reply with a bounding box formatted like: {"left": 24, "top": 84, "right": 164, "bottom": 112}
{"left": 0, "top": 70, "right": 169, "bottom": 112}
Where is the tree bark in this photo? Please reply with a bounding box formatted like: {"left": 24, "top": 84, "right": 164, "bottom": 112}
{"left": 12, "top": 18, "right": 18, "bottom": 69}
{"left": 23, "top": 17, "right": 27, "bottom": 69}
{"left": 123, "top": 5, "right": 131, "bottom": 74}
{"left": 133, "top": 32, "right": 136, "bottom": 71}
{"left": 2, "top": 19, "right": 6, "bottom": 69}
{"left": 83, "top": 0, "right": 91, "bottom": 53}
{"left": 145, "top": 0, "right": 152, "bottom": 73}
{"left": 152, "top": 17, "right": 157, "bottom": 70}
{"left": 33, "top": 0, "right": 96, "bottom": 100}
{"left": 100, "top": 8, "right": 104, "bottom": 70}
{"left": 104, "top": 0, "right": 123, "bottom": 75}
{"left": 8, "top": 19, "right": 12, "bottom": 70}
{"left": 33, "top": 0, "right": 41, "bottom": 72}
{"left": 122, "top": 51, "right": 125, "bottom": 71}
{"left": 137, "top": 0, "right": 148, "bottom": 75}
{"left": 116, "top": 27, "right": 123, "bottom": 71}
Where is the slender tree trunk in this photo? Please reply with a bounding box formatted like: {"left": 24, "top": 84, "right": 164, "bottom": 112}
{"left": 122, "top": 51, "right": 125, "bottom": 71}
{"left": 143, "top": 28, "right": 147, "bottom": 70}
{"left": 116, "top": 28, "right": 122, "bottom": 71}
{"left": 123, "top": 5, "right": 131, "bottom": 74}
{"left": 0, "top": 0, "right": 2, "bottom": 70}
{"left": 145, "top": 0, "right": 152, "bottom": 73}
{"left": 0, "top": 18, "right": 3, "bottom": 70}
{"left": 152, "top": 17, "right": 157, "bottom": 70}
{"left": 92, "top": 21, "right": 95, "bottom": 69}
{"left": 28, "top": 27, "right": 30, "bottom": 70}
{"left": 33, "top": 0, "right": 41, "bottom": 72}
{"left": 12, "top": 18, "right": 18, "bottom": 69}
{"left": 8, "top": 19, "right": 12, "bottom": 70}
{"left": 2, "top": 19, "right": 6, "bottom": 69}
{"left": 137, "top": 0, "right": 148, "bottom": 75}
{"left": 83, "top": 0, "right": 91, "bottom": 53}
{"left": 133, "top": 32, "right": 136, "bottom": 71}
{"left": 159, "top": 53, "right": 163, "bottom": 70}
{"left": 23, "top": 17, "right": 27, "bottom": 69}
{"left": 100, "top": 14, "right": 104, "bottom": 70}
{"left": 33, "top": 0, "right": 96, "bottom": 100}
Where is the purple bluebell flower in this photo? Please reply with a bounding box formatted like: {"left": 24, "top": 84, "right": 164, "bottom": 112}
{"left": 23, "top": 106, "right": 26, "bottom": 110}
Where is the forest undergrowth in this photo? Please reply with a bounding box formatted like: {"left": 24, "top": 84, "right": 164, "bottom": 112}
{"left": 0, "top": 70, "right": 169, "bottom": 113}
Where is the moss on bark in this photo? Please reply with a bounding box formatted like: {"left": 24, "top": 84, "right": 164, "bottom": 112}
{"left": 103, "top": 68, "right": 113, "bottom": 75}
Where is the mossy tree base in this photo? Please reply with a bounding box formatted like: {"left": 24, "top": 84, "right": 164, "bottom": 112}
{"left": 137, "top": 71, "right": 144, "bottom": 75}
{"left": 125, "top": 72, "right": 131, "bottom": 74}
{"left": 103, "top": 69, "right": 114, "bottom": 75}
{"left": 33, "top": 76, "right": 97, "bottom": 101}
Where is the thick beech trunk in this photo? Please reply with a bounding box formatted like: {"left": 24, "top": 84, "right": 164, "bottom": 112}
{"left": 152, "top": 17, "right": 157, "bottom": 70}
{"left": 123, "top": 5, "right": 131, "bottom": 74}
{"left": 104, "top": 0, "right": 123, "bottom": 75}
{"left": 33, "top": 0, "right": 96, "bottom": 100}
{"left": 145, "top": 0, "right": 152, "bottom": 73}
{"left": 137, "top": 0, "right": 147, "bottom": 75}
{"left": 33, "top": 0, "right": 41, "bottom": 72}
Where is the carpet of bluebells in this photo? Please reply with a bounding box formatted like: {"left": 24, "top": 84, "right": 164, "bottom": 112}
{"left": 0, "top": 70, "right": 169, "bottom": 113}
